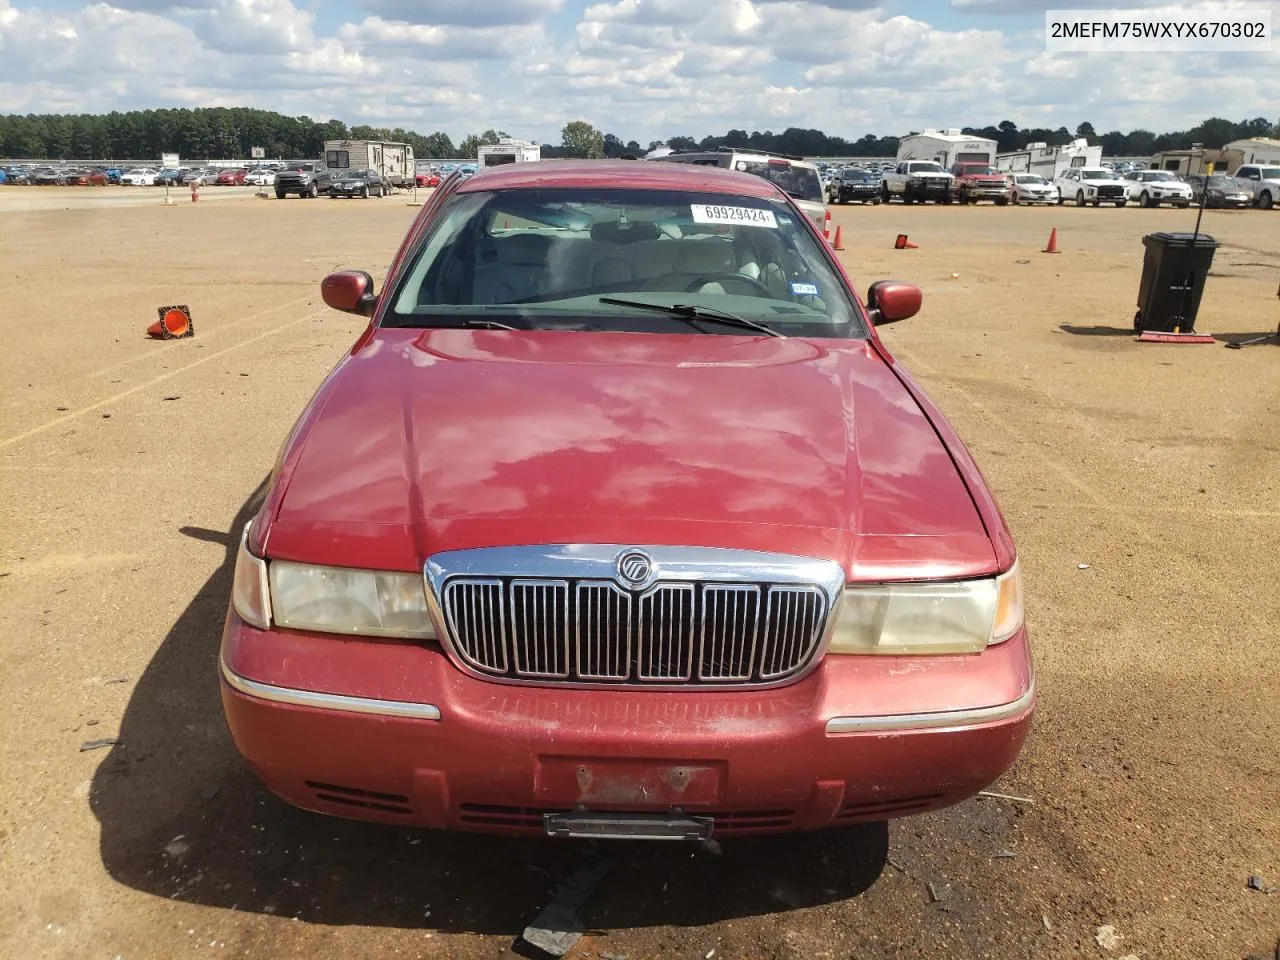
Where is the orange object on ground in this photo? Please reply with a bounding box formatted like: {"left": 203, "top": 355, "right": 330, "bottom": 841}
{"left": 894, "top": 234, "right": 918, "bottom": 250}
{"left": 832, "top": 225, "right": 846, "bottom": 251}
{"left": 1044, "top": 227, "right": 1060, "bottom": 253}
{"left": 1136, "top": 331, "right": 1215, "bottom": 344}
{"left": 148, "top": 305, "right": 194, "bottom": 339}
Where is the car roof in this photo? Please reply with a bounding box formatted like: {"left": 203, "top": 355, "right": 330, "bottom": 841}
{"left": 455, "top": 159, "right": 784, "bottom": 200}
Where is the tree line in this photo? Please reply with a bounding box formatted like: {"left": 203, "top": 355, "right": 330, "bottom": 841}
{"left": 1, "top": 107, "right": 1276, "bottom": 162}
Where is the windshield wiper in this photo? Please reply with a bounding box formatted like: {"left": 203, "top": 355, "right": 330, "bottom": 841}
{"left": 458, "top": 318, "right": 521, "bottom": 331}
{"left": 599, "top": 297, "right": 784, "bottom": 338}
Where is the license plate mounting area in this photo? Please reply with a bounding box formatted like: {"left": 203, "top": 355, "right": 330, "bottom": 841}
{"left": 543, "top": 810, "right": 714, "bottom": 841}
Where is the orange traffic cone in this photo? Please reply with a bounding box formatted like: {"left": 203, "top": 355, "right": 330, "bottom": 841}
{"left": 832, "top": 225, "right": 846, "bottom": 251}
{"left": 1043, "top": 227, "right": 1060, "bottom": 253}
{"left": 894, "top": 233, "right": 918, "bottom": 250}
{"left": 147, "top": 305, "right": 194, "bottom": 339}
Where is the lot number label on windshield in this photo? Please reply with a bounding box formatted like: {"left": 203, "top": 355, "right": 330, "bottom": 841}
{"left": 690, "top": 205, "right": 778, "bottom": 228}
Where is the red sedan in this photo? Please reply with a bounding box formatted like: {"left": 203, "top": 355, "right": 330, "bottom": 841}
{"left": 222, "top": 160, "right": 1033, "bottom": 840}
{"left": 215, "top": 167, "right": 246, "bottom": 185}
{"left": 415, "top": 171, "right": 441, "bottom": 187}
{"left": 67, "top": 169, "right": 108, "bottom": 186}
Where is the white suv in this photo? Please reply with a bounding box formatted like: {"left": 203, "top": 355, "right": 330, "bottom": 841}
{"left": 1123, "top": 170, "right": 1192, "bottom": 208}
{"left": 1054, "top": 167, "right": 1128, "bottom": 207}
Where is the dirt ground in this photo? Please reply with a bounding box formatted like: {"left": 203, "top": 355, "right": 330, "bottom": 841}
{"left": 1, "top": 188, "right": 1277, "bottom": 960}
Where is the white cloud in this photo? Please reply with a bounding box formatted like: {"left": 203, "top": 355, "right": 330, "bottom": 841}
{"left": 0, "top": 0, "right": 1275, "bottom": 148}
{"left": 358, "top": 0, "right": 563, "bottom": 26}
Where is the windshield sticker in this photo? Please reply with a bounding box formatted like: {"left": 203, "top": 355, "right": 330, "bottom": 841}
{"left": 690, "top": 204, "right": 778, "bottom": 228}
{"left": 790, "top": 281, "right": 819, "bottom": 297}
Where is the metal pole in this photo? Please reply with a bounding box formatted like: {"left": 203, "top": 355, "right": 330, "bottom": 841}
{"left": 1183, "top": 162, "right": 1211, "bottom": 332}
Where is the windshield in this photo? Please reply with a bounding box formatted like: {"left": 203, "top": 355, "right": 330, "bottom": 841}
{"left": 907, "top": 162, "right": 944, "bottom": 173}
{"left": 1015, "top": 175, "right": 1047, "bottom": 184}
{"left": 737, "top": 161, "right": 823, "bottom": 202}
{"left": 1207, "top": 176, "right": 1239, "bottom": 187}
{"left": 385, "top": 187, "right": 861, "bottom": 338}
{"left": 1144, "top": 171, "right": 1178, "bottom": 181}
{"left": 841, "top": 170, "right": 874, "bottom": 181}
{"left": 285, "top": 163, "right": 314, "bottom": 172}
{"left": 959, "top": 165, "right": 995, "bottom": 175}
{"left": 1081, "top": 168, "right": 1115, "bottom": 179}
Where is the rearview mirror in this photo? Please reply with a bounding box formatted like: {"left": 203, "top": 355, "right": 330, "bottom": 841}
{"left": 866, "top": 280, "right": 922, "bottom": 326}
{"left": 321, "top": 270, "right": 377, "bottom": 316}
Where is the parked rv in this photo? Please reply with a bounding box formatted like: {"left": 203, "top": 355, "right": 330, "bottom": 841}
{"left": 897, "top": 129, "right": 998, "bottom": 169}
{"left": 996, "top": 139, "right": 1102, "bottom": 180}
{"left": 323, "top": 139, "right": 414, "bottom": 189}
{"left": 477, "top": 139, "right": 541, "bottom": 168}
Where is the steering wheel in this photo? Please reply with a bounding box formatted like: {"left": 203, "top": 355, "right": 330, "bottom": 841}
{"left": 683, "top": 273, "right": 775, "bottom": 297}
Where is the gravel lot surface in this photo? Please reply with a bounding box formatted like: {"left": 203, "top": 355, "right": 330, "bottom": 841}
{"left": 1, "top": 190, "right": 1277, "bottom": 960}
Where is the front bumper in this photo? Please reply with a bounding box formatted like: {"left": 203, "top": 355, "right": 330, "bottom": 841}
{"left": 220, "top": 610, "right": 1035, "bottom": 835}
{"left": 907, "top": 179, "right": 950, "bottom": 197}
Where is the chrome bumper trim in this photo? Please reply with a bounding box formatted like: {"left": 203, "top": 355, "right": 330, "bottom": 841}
{"left": 825, "top": 679, "right": 1035, "bottom": 735}
{"left": 220, "top": 658, "right": 442, "bottom": 721}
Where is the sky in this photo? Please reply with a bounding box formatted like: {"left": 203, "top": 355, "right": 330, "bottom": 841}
{"left": 0, "top": 0, "right": 1276, "bottom": 145}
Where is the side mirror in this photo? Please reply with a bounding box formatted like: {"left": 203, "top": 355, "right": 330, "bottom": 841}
{"left": 321, "top": 270, "right": 377, "bottom": 316}
{"left": 866, "top": 280, "right": 922, "bottom": 326}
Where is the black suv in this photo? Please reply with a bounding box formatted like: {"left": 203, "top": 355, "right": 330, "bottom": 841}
{"left": 830, "top": 168, "right": 881, "bottom": 204}
{"left": 274, "top": 161, "right": 330, "bottom": 199}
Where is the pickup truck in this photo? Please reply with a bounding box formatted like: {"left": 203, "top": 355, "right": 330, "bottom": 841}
{"left": 1231, "top": 164, "right": 1280, "bottom": 209}
{"left": 949, "top": 162, "right": 1010, "bottom": 205}
{"left": 882, "top": 161, "right": 953, "bottom": 204}
{"left": 274, "top": 160, "right": 331, "bottom": 199}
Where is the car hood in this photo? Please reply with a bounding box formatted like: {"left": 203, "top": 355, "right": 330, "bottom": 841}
{"left": 267, "top": 329, "right": 996, "bottom": 580}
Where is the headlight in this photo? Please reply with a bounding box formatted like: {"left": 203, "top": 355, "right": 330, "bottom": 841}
{"left": 829, "top": 563, "right": 1024, "bottom": 655}
{"left": 231, "top": 524, "right": 435, "bottom": 639}
{"left": 270, "top": 561, "right": 435, "bottom": 639}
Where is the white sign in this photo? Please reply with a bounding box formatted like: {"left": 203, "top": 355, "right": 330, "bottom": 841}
{"left": 689, "top": 204, "right": 778, "bottom": 228}
{"left": 161, "top": 152, "right": 180, "bottom": 169}
{"left": 251, "top": 146, "right": 265, "bottom": 159}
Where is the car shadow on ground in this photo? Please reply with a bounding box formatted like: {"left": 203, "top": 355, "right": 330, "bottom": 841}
{"left": 90, "top": 486, "right": 888, "bottom": 937}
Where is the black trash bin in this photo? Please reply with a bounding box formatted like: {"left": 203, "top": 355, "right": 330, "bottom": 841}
{"left": 1134, "top": 232, "right": 1219, "bottom": 333}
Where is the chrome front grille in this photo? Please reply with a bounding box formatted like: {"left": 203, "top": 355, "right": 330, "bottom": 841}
{"left": 429, "top": 545, "right": 844, "bottom": 689}
{"left": 440, "top": 577, "right": 830, "bottom": 687}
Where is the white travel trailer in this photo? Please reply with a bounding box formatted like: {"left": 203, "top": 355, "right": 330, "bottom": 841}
{"left": 477, "top": 138, "right": 541, "bottom": 168}
{"left": 996, "top": 138, "right": 1102, "bottom": 179}
{"left": 897, "top": 129, "right": 998, "bottom": 168}
{"left": 1224, "top": 137, "right": 1280, "bottom": 166}
{"left": 323, "top": 139, "right": 415, "bottom": 188}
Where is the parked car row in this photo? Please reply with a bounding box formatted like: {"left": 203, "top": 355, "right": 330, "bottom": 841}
{"left": 842, "top": 163, "right": 1276, "bottom": 210}
{"left": 2, "top": 164, "right": 123, "bottom": 185}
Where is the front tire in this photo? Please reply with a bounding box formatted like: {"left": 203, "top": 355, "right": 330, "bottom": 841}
{"left": 1260, "top": 191, "right": 1274, "bottom": 210}
{"left": 995, "top": 197, "right": 1009, "bottom": 206}
{"left": 1076, "top": 191, "right": 1086, "bottom": 207}
{"left": 1140, "top": 191, "right": 1152, "bottom": 208}
{"left": 1116, "top": 200, "right": 1127, "bottom": 207}
{"left": 275, "top": 189, "right": 285, "bottom": 199}
{"left": 362, "top": 186, "right": 370, "bottom": 199}
{"left": 307, "top": 182, "right": 318, "bottom": 199}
